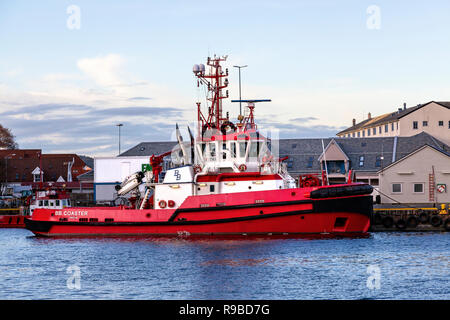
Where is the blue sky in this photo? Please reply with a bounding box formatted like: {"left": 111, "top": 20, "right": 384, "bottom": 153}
{"left": 1, "top": 0, "right": 450, "bottom": 156}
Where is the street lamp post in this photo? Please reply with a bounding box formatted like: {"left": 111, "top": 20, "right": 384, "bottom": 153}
{"left": 116, "top": 124, "right": 123, "bottom": 155}
{"left": 233, "top": 65, "right": 247, "bottom": 115}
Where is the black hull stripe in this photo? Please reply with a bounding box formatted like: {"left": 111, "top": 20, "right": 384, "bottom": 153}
{"left": 26, "top": 209, "right": 314, "bottom": 232}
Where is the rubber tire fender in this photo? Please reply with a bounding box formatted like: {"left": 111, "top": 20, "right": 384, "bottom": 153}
{"left": 430, "top": 215, "right": 443, "bottom": 227}
{"left": 395, "top": 218, "right": 407, "bottom": 230}
{"left": 382, "top": 216, "right": 394, "bottom": 228}
{"left": 444, "top": 219, "right": 450, "bottom": 231}
{"left": 406, "top": 215, "right": 418, "bottom": 228}
{"left": 419, "top": 211, "right": 429, "bottom": 224}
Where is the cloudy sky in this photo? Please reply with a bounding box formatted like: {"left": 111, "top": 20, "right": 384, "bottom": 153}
{"left": 1, "top": 0, "right": 450, "bottom": 157}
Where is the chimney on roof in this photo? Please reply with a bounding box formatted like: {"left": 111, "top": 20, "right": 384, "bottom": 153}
{"left": 403, "top": 102, "right": 406, "bottom": 110}
{"left": 352, "top": 118, "right": 356, "bottom": 126}
{"left": 368, "top": 112, "right": 371, "bottom": 119}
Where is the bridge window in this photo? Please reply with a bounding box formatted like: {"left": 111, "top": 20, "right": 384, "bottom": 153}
{"left": 230, "top": 142, "right": 236, "bottom": 158}
{"left": 222, "top": 143, "right": 227, "bottom": 160}
{"left": 249, "top": 141, "right": 262, "bottom": 158}
{"left": 239, "top": 141, "right": 248, "bottom": 158}
{"left": 209, "top": 142, "right": 216, "bottom": 158}
{"left": 200, "top": 143, "right": 206, "bottom": 156}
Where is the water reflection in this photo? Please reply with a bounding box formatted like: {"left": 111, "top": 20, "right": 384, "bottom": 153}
{"left": 1, "top": 229, "right": 449, "bottom": 299}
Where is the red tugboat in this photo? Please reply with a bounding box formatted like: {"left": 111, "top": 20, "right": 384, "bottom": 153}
{"left": 25, "top": 56, "right": 373, "bottom": 237}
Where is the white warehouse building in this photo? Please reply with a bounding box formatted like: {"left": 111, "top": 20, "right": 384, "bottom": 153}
{"left": 94, "top": 156, "right": 152, "bottom": 203}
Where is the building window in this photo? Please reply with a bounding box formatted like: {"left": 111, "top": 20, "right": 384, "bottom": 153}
{"left": 367, "top": 129, "right": 371, "bottom": 136}
{"left": 324, "top": 161, "right": 345, "bottom": 174}
{"left": 438, "top": 120, "right": 444, "bottom": 126}
{"left": 373, "top": 127, "right": 376, "bottom": 135}
{"left": 359, "top": 156, "right": 364, "bottom": 167}
{"left": 385, "top": 124, "right": 388, "bottom": 132}
{"left": 33, "top": 174, "right": 40, "bottom": 182}
{"left": 423, "top": 121, "right": 428, "bottom": 127}
{"left": 379, "top": 126, "right": 382, "bottom": 134}
{"left": 391, "top": 123, "right": 394, "bottom": 131}
{"left": 448, "top": 121, "right": 450, "bottom": 129}
{"left": 352, "top": 132, "right": 355, "bottom": 137}
{"left": 392, "top": 183, "right": 402, "bottom": 193}
{"left": 287, "top": 159, "right": 293, "bottom": 169}
{"left": 357, "top": 131, "right": 360, "bottom": 137}
{"left": 307, "top": 157, "right": 314, "bottom": 168}
{"left": 375, "top": 155, "right": 383, "bottom": 167}
{"left": 413, "top": 183, "right": 424, "bottom": 193}
{"left": 413, "top": 121, "right": 418, "bottom": 129}
{"left": 362, "top": 130, "right": 365, "bottom": 137}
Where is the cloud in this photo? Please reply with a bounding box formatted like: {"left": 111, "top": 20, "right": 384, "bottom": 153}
{"left": 0, "top": 102, "right": 187, "bottom": 156}
{"left": 127, "top": 97, "right": 152, "bottom": 101}
{"left": 290, "top": 116, "right": 319, "bottom": 122}
{"left": 77, "top": 54, "right": 125, "bottom": 87}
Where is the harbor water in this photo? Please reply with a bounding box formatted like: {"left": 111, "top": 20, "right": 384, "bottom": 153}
{"left": 0, "top": 229, "right": 448, "bottom": 300}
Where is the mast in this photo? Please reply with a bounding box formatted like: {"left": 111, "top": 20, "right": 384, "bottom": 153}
{"left": 193, "top": 55, "right": 229, "bottom": 139}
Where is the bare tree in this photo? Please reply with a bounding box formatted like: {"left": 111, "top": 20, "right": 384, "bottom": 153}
{"left": 0, "top": 124, "right": 18, "bottom": 149}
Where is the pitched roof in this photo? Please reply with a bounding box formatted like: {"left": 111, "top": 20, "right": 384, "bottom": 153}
{"left": 0, "top": 151, "right": 91, "bottom": 183}
{"left": 378, "top": 143, "right": 450, "bottom": 173}
{"left": 118, "top": 141, "right": 178, "bottom": 157}
{"left": 120, "top": 132, "right": 449, "bottom": 174}
{"left": 337, "top": 101, "right": 450, "bottom": 135}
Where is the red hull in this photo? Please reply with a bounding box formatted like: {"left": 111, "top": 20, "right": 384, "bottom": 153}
{"left": 26, "top": 212, "right": 370, "bottom": 237}
{"left": 25, "top": 185, "right": 373, "bottom": 237}
{"left": 0, "top": 215, "right": 26, "bottom": 228}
